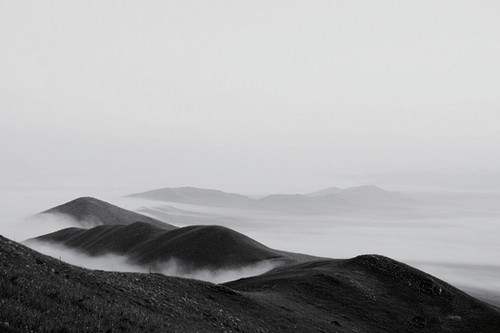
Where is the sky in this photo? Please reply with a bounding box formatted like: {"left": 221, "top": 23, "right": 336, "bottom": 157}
{"left": 1, "top": 1, "right": 500, "bottom": 194}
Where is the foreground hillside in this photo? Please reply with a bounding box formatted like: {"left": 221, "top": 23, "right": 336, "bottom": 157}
{"left": 2, "top": 235, "right": 499, "bottom": 332}
{"left": 0, "top": 235, "right": 271, "bottom": 332}
{"left": 226, "top": 258, "right": 500, "bottom": 332}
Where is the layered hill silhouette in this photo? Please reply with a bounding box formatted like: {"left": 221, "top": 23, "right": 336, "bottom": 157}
{"left": 28, "top": 222, "right": 312, "bottom": 272}
{"left": 40, "top": 197, "right": 176, "bottom": 230}
{"left": 2, "top": 235, "right": 499, "bottom": 332}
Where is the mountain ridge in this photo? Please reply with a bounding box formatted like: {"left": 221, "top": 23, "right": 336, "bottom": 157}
{"left": 127, "top": 187, "right": 257, "bottom": 208}
{"left": 28, "top": 222, "right": 307, "bottom": 272}
{"left": 127, "top": 185, "right": 414, "bottom": 213}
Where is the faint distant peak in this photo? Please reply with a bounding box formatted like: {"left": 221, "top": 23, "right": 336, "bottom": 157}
{"left": 129, "top": 186, "right": 249, "bottom": 197}
{"left": 306, "top": 186, "right": 344, "bottom": 197}
{"left": 306, "top": 185, "right": 391, "bottom": 198}
{"left": 339, "top": 185, "right": 389, "bottom": 194}
{"left": 127, "top": 186, "right": 257, "bottom": 207}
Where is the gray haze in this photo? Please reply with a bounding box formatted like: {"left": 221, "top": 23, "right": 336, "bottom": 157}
{"left": 120, "top": 191, "right": 500, "bottom": 302}
{"left": 1, "top": 1, "right": 500, "bottom": 193}
{"left": 26, "top": 239, "right": 279, "bottom": 284}
{"left": 1, "top": 1, "right": 499, "bottom": 304}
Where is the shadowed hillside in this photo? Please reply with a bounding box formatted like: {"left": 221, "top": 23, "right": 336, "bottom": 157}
{"left": 2, "top": 235, "right": 499, "bottom": 333}
{"left": 29, "top": 223, "right": 306, "bottom": 271}
{"left": 225, "top": 255, "right": 500, "bottom": 332}
{"left": 40, "top": 197, "right": 176, "bottom": 229}
{"left": 0, "top": 234, "right": 299, "bottom": 332}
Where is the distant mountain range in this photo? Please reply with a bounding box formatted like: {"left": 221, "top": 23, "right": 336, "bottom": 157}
{"left": 305, "top": 186, "right": 343, "bottom": 196}
{"left": 40, "top": 197, "right": 176, "bottom": 230}
{"left": 127, "top": 187, "right": 257, "bottom": 208}
{"left": 128, "top": 185, "right": 417, "bottom": 213}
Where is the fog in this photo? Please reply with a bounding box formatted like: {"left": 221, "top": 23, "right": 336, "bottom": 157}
{"left": 0, "top": 187, "right": 127, "bottom": 241}
{"left": 1, "top": 0, "right": 499, "bottom": 306}
{"left": 156, "top": 258, "right": 280, "bottom": 285}
{"left": 2, "top": 184, "right": 498, "bottom": 301}
{"left": 25, "top": 240, "right": 147, "bottom": 273}
{"left": 2, "top": 2, "right": 500, "bottom": 194}
{"left": 112, "top": 188, "right": 500, "bottom": 302}
{"left": 25, "top": 239, "right": 281, "bottom": 284}
{"left": 125, "top": 194, "right": 500, "bottom": 267}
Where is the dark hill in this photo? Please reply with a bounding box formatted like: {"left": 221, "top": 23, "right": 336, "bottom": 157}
{"left": 0, "top": 234, "right": 319, "bottom": 332}
{"left": 2, "top": 235, "right": 499, "bottom": 333}
{"left": 41, "top": 197, "right": 176, "bottom": 230}
{"left": 130, "top": 224, "right": 292, "bottom": 269}
{"left": 225, "top": 255, "right": 500, "bottom": 332}
{"left": 29, "top": 223, "right": 301, "bottom": 271}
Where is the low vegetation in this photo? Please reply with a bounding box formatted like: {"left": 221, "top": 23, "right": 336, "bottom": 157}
{"left": 2, "top": 235, "right": 500, "bottom": 332}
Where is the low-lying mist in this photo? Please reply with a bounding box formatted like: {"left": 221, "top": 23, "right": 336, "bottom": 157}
{"left": 25, "top": 240, "right": 281, "bottom": 284}
{"left": 156, "top": 258, "right": 280, "bottom": 284}
{"left": 25, "top": 240, "right": 146, "bottom": 273}
{"left": 112, "top": 192, "right": 500, "bottom": 298}
{"left": 2, "top": 213, "right": 82, "bottom": 242}
{"left": 1, "top": 186, "right": 499, "bottom": 301}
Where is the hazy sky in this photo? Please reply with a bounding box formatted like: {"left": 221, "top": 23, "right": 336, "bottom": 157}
{"left": 1, "top": 1, "right": 500, "bottom": 193}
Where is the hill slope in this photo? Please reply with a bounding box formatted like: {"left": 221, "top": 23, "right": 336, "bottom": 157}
{"left": 29, "top": 223, "right": 301, "bottom": 271}
{"left": 41, "top": 197, "right": 176, "bottom": 229}
{"left": 225, "top": 256, "right": 500, "bottom": 332}
{"left": 2, "top": 235, "right": 499, "bottom": 333}
{"left": 0, "top": 234, "right": 293, "bottom": 332}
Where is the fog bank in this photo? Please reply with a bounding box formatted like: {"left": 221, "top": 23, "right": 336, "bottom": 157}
{"left": 25, "top": 240, "right": 280, "bottom": 284}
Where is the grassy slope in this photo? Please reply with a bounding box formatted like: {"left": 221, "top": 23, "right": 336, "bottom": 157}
{"left": 3, "top": 234, "right": 500, "bottom": 332}
{"left": 30, "top": 223, "right": 296, "bottom": 270}
{"left": 1, "top": 235, "right": 288, "bottom": 332}
{"left": 225, "top": 256, "right": 500, "bottom": 333}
